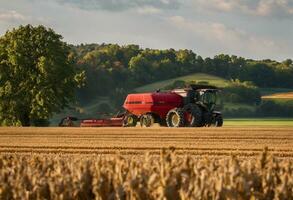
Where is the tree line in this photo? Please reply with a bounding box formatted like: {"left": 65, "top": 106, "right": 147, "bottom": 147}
{"left": 72, "top": 44, "right": 293, "bottom": 104}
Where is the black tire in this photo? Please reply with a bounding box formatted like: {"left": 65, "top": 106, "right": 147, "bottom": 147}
{"left": 166, "top": 108, "right": 185, "bottom": 127}
{"left": 123, "top": 114, "right": 138, "bottom": 127}
{"left": 140, "top": 114, "right": 154, "bottom": 127}
{"left": 215, "top": 115, "right": 223, "bottom": 127}
{"left": 159, "top": 119, "right": 167, "bottom": 127}
{"left": 183, "top": 104, "right": 202, "bottom": 127}
{"left": 208, "top": 114, "right": 223, "bottom": 127}
{"left": 59, "top": 117, "right": 77, "bottom": 127}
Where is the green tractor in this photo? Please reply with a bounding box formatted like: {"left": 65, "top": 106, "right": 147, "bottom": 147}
{"left": 168, "top": 84, "right": 223, "bottom": 127}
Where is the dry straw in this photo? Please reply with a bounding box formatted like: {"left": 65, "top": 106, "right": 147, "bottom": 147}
{"left": 0, "top": 148, "right": 292, "bottom": 200}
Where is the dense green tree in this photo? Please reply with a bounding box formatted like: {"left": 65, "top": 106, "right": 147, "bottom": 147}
{"left": 0, "top": 25, "right": 84, "bottom": 126}
{"left": 121, "top": 44, "right": 141, "bottom": 65}
{"left": 282, "top": 59, "right": 292, "bottom": 67}
{"left": 223, "top": 80, "right": 261, "bottom": 105}
{"left": 239, "top": 62, "right": 276, "bottom": 87}
{"left": 129, "top": 54, "right": 153, "bottom": 84}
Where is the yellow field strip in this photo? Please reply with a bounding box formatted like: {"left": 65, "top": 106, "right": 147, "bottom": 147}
{"left": 1, "top": 148, "right": 293, "bottom": 158}
{"left": 262, "top": 92, "right": 293, "bottom": 99}
{"left": 0, "top": 127, "right": 292, "bottom": 158}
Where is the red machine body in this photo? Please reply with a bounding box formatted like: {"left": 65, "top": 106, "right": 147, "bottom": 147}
{"left": 123, "top": 92, "right": 183, "bottom": 119}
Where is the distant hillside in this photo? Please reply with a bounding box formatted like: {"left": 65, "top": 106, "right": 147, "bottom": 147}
{"left": 72, "top": 43, "right": 293, "bottom": 105}
{"left": 51, "top": 72, "right": 293, "bottom": 125}
{"left": 133, "top": 74, "right": 293, "bottom": 96}
{"left": 52, "top": 73, "right": 230, "bottom": 124}
{"left": 134, "top": 73, "right": 230, "bottom": 92}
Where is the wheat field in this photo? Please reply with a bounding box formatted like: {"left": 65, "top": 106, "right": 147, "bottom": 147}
{"left": 1, "top": 148, "right": 293, "bottom": 200}
{"left": 0, "top": 127, "right": 292, "bottom": 158}
{"left": 1, "top": 127, "right": 293, "bottom": 200}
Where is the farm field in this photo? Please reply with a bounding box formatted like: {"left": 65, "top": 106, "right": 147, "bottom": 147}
{"left": 262, "top": 91, "right": 293, "bottom": 99}
{"left": 0, "top": 127, "right": 293, "bottom": 158}
{"left": 1, "top": 127, "right": 293, "bottom": 199}
{"left": 225, "top": 118, "right": 293, "bottom": 126}
{"left": 2, "top": 148, "right": 293, "bottom": 200}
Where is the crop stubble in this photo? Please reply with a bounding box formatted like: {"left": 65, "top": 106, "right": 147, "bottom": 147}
{"left": 0, "top": 127, "right": 292, "bottom": 158}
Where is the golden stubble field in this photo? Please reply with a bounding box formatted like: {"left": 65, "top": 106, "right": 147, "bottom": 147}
{"left": 0, "top": 127, "right": 292, "bottom": 158}
{"left": 1, "top": 127, "right": 293, "bottom": 199}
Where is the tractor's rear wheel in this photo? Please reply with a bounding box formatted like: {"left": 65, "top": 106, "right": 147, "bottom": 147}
{"left": 123, "top": 114, "right": 138, "bottom": 127}
{"left": 140, "top": 114, "right": 154, "bottom": 127}
{"left": 59, "top": 117, "right": 78, "bottom": 127}
{"left": 166, "top": 108, "right": 185, "bottom": 127}
{"left": 183, "top": 104, "right": 202, "bottom": 127}
{"left": 159, "top": 119, "right": 167, "bottom": 127}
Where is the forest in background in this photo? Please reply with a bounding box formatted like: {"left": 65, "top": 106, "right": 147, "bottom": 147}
{"left": 69, "top": 43, "right": 293, "bottom": 118}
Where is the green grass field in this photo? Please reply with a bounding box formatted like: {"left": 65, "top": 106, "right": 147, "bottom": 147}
{"left": 260, "top": 88, "right": 293, "bottom": 96}
{"left": 262, "top": 98, "right": 293, "bottom": 107}
{"left": 134, "top": 73, "right": 293, "bottom": 97}
{"left": 223, "top": 102, "right": 255, "bottom": 111}
{"left": 134, "top": 73, "right": 230, "bottom": 92}
{"left": 224, "top": 118, "right": 293, "bottom": 126}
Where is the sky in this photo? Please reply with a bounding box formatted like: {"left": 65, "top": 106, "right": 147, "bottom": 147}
{"left": 0, "top": 0, "right": 292, "bottom": 61}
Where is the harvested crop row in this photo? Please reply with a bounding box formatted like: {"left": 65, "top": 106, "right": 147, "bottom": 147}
{"left": 0, "top": 127, "right": 293, "bottom": 158}
{"left": 2, "top": 149, "right": 293, "bottom": 159}
{"left": 1, "top": 146, "right": 293, "bottom": 157}
{"left": 0, "top": 149, "right": 292, "bottom": 200}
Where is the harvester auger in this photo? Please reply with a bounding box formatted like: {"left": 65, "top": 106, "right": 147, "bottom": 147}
{"left": 59, "top": 85, "right": 223, "bottom": 128}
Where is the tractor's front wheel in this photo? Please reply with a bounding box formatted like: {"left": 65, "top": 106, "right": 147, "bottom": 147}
{"left": 214, "top": 115, "right": 223, "bottom": 127}
{"left": 123, "top": 114, "right": 138, "bottom": 127}
{"left": 140, "top": 114, "right": 154, "bottom": 127}
{"left": 208, "top": 114, "right": 223, "bottom": 127}
{"left": 166, "top": 108, "right": 185, "bottom": 127}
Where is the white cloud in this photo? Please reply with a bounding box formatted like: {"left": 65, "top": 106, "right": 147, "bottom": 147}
{"left": 256, "top": 0, "right": 293, "bottom": 16}
{"left": 0, "top": 0, "right": 291, "bottom": 60}
{"left": 57, "top": 0, "right": 180, "bottom": 11}
{"left": 168, "top": 15, "right": 282, "bottom": 57}
{"left": 194, "top": 0, "right": 251, "bottom": 13}
{"left": 194, "top": 0, "right": 293, "bottom": 18}
{"left": 169, "top": 15, "right": 246, "bottom": 43}
{"left": 0, "top": 10, "right": 27, "bottom": 22}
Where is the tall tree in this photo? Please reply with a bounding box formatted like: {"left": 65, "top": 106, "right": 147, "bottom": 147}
{"left": 0, "top": 25, "right": 84, "bottom": 126}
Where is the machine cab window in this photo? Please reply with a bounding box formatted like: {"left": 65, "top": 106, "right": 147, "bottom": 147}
{"left": 199, "top": 90, "right": 217, "bottom": 106}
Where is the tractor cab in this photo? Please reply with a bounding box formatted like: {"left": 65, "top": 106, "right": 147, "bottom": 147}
{"left": 197, "top": 89, "right": 218, "bottom": 111}
{"left": 176, "top": 85, "right": 220, "bottom": 110}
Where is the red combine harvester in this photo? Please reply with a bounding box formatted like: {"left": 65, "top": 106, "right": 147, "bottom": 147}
{"left": 59, "top": 85, "right": 223, "bottom": 127}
